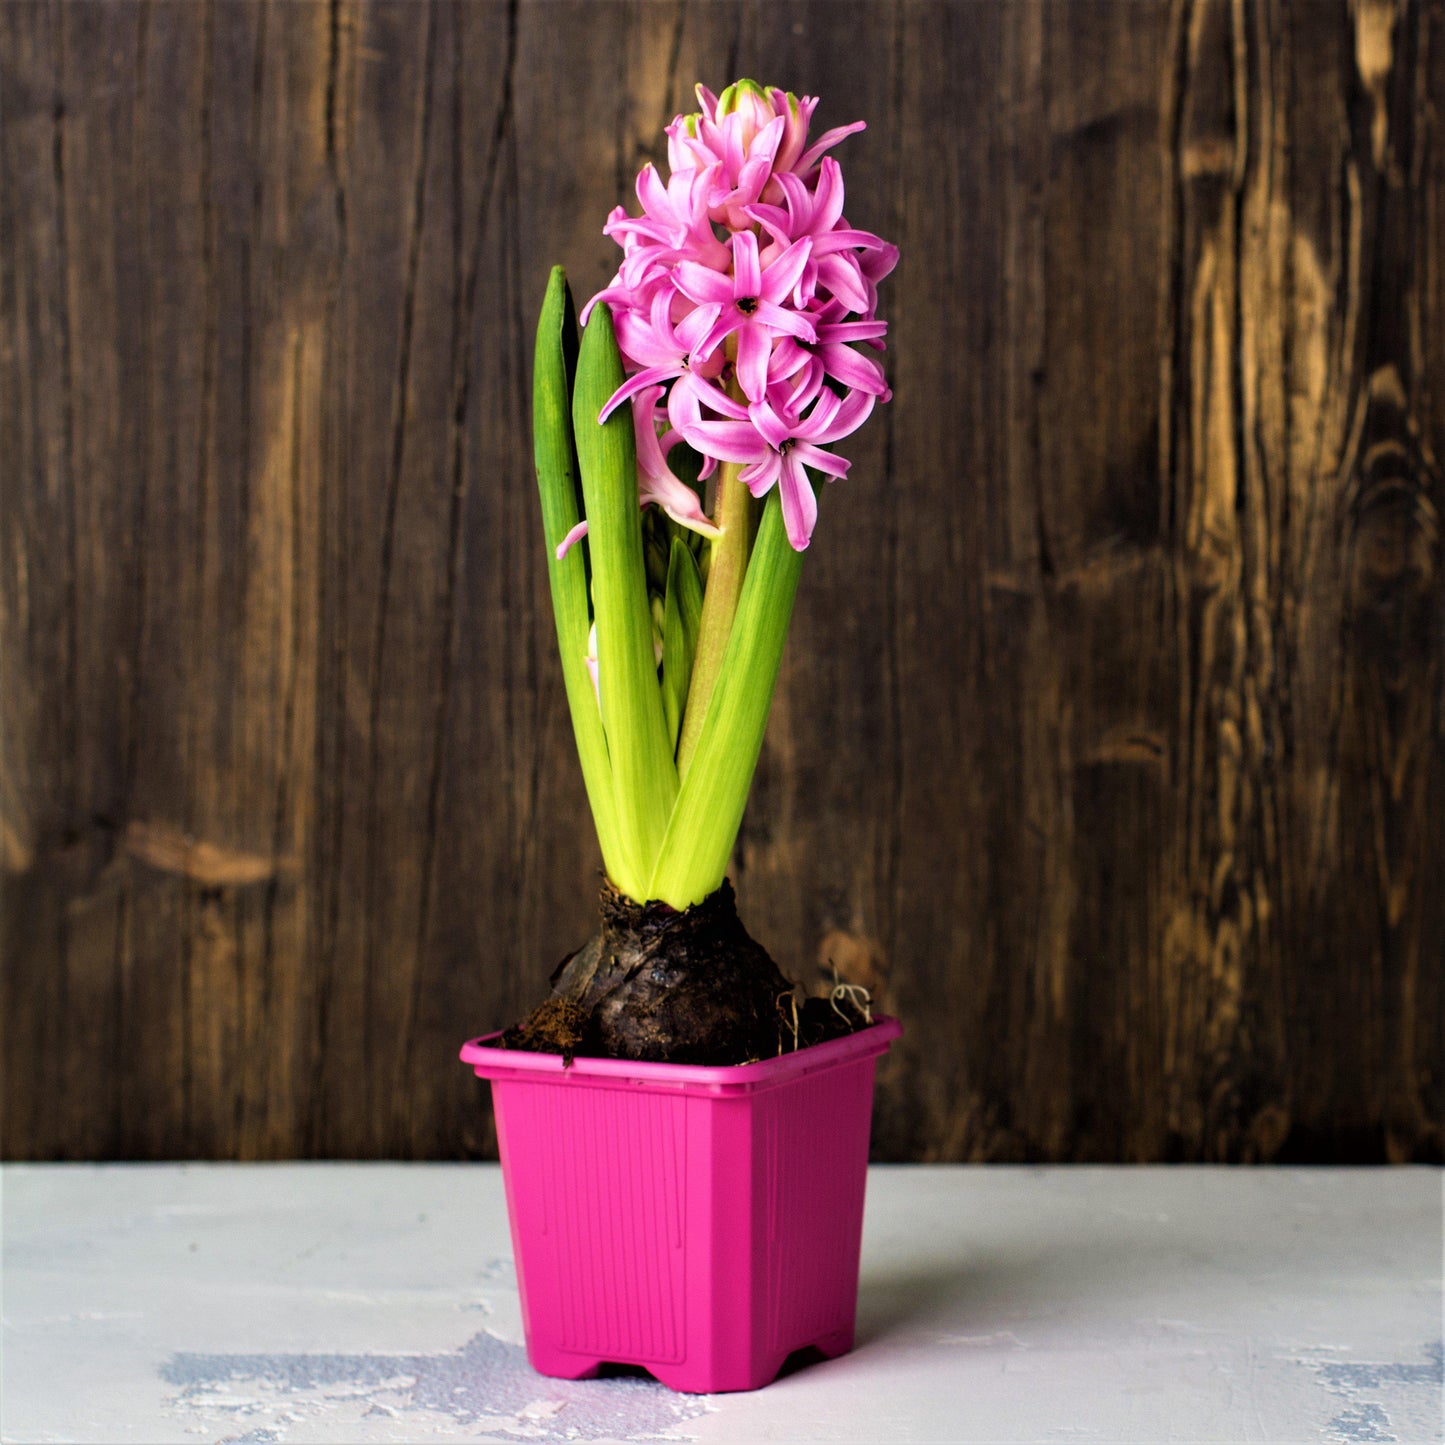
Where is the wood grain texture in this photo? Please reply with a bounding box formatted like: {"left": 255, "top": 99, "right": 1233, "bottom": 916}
{"left": 3, "top": 0, "right": 1441, "bottom": 1162}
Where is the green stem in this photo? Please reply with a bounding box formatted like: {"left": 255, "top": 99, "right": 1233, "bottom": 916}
{"left": 647, "top": 490, "right": 803, "bottom": 908}
{"left": 677, "top": 391, "right": 755, "bottom": 780}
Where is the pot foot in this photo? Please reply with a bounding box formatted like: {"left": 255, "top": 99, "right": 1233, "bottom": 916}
{"left": 812, "top": 1326, "right": 855, "bottom": 1359}
{"left": 526, "top": 1344, "right": 602, "bottom": 1381}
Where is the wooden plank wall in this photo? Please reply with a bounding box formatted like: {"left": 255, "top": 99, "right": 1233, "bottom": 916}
{"left": 3, "top": 0, "right": 1441, "bottom": 1162}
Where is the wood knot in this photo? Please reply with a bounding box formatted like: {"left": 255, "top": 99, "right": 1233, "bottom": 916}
{"left": 1352, "top": 474, "right": 1437, "bottom": 602}
{"left": 1347, "top": 370, "right": 1439, "bottom": 628}
{"left": 1347, "top": 415, "right": 1439, "bottom": 686}
{"left": 125, "top": 820, "right": 283, "bottom": 889}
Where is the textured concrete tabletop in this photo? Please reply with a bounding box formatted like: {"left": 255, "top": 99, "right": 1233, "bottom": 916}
{"left": 2, "top": 1165, "right": 1441, "bottom": 1445}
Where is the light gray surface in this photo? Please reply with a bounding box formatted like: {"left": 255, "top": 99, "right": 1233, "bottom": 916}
{"left": 2, "top": 1164, "right": 1441, "bottom": 1444}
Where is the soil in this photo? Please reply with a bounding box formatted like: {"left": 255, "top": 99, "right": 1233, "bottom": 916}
{"left": 497, "top": 878, "right": 872, "bottom": 1065}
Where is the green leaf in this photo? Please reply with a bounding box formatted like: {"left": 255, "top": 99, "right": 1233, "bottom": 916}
{"left": 531, "top": 267, "right": 625, "bottom": 883}
{"left": 661, "top": 537, "right": 704, "bottom": 754}
{"left": 648, "top": 490, "right": 804, "bottom": 908}
{"left": 572, "top": 304, "right": 678, "bottom": 897}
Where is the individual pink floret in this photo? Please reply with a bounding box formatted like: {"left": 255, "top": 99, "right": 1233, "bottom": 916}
{"left": 556, "top": 385, "right": 721, "bottom": 561}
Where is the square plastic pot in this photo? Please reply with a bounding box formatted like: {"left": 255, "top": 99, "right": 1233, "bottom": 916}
{"left": 459, "top": 1015, "right": 900, "bottom": 1394}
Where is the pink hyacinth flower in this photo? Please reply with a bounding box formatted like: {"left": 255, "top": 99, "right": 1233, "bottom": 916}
{"left": 683, "top": 82, "right": 863, "bottom": 194}
{"left": 672, "top": 231, "right": 815, "bottom": 403}
{"left": 632, "top": 384, "right": 722, "bottom": 540}
{"left": 747, "top": 159, "right": 891, "bottom": 313}
{"left": 584, "top": 78, "right": 895, "bottom": 552}
{"left": 607, "top": 164, "right": 730, "bottom": 282}
{"left": 598, "top": 285, "right": 728, "bottom": 422}
{"left": 768, "top": 299, "right": 892, "bottom": 399}
{"left": 556, "top": 385, "right": 720, "bottom": 561}
{"left": 681, "top": 386, "right": 876, "bottom": 551}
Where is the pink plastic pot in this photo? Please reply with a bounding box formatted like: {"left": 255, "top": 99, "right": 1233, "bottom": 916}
{"left": 459, "top": 1016, "right": 900, "bottom": 1393}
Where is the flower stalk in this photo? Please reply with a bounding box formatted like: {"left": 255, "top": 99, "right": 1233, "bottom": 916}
{"left": 677, "top": 380, "right": 755, "bottom": 780}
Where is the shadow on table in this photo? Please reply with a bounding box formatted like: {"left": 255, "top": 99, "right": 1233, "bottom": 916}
{"left": 856, "top": 1257, "right": 1012, "bottom": 1347}
{"left": 853, "top": 1233, "right": 1182, "bottom": 1349}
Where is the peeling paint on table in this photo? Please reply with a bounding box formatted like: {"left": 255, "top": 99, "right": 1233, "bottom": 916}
{"left": 160, "top": 1330, "right": 711, "bottom": 1442}
{"left": 1303, "top": 1342, "right": 1444, "bottom": 1444}
{"left": 3, "top": 1165, "right": 1441, "bottom": 1443}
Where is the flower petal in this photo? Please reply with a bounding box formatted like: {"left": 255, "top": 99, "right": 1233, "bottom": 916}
{"left": 615, "top": 311, "right": 680, "bottom": 369}
{"left": 812, "top": 226, "right": 892, "bottom": 256}
{"left": 811, "top": 158, "right": 847, "bottom": 234}
{"left": 680, "top": 417, "right": 768, "bottom": 464}
{"left": 778, "top": 451, "right": 819, "bottom": 549}
{"left": 579, "top": 286, "right": 630, "bottom": 326}
{"left": 673, "top": 302, "right": 722, "bottom": 355}
{"left": 759, "top": 236, "right": 813, "bottom": 304}
{"left": 735, "top": 322, "right": 773, "bottom": 403}
{"left": 773, "top": 170, "right": 814, "bottom": 225}
{"left": 805, "top": 387, "right": 875, "bottom": 444}
{"left": 636, "top": 163, "right": 676, "bottom": 230}
{"left": 644, "top": 474, "right": 723, "bottom": 540}
{"left": 790, "top": 440, "right": 851, "bottom": 478}
{"left": 818, "top": 318, "right": 888, "bottom": 343}
{"left": 555, "top": 518, "right": 589, "bottom": 561}
{"left": 748, "top": 113, "right": 786, "bottom": 166}
{"left": 740, "top": 451, "right": 782, "bottom": 495}
{"left": 598, "top": 365, "right": 680, "bottom": 423}
{"left": 818, "top": 341, "right": 888, "bottom": 395}
{"left": 744, "top": 201, "right": 794, "bottom": 249}
{"left": 748, "top": 399, "right": 793, "bottom": 451}
{"left": 686, "top": 307, "right": 741, "bottom": 363}
{"left": 732, "top": 230, "right": 762, "bottom": 299}
{"left": 753, "top": 299, "right": 816, "bottom": 342}
{"left": 673, "top": 371, "right": 751, "bottom": 421}
{"left": 815, "top": 253, "right": 870, "bottom": 313}
{"left": 863, "top": 242, "right": 900, "bottom": 283}
{"left": 768, "top": 335, "right": 812, "bottom": 381}
{"left": 795, "top": 120, "right": 867, "bottom": 176}
{"left": 673, "top": 260, "right": 736, "bottom": 306}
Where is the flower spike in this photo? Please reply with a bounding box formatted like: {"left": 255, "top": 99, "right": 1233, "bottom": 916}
{"left": 584, "top": 79, "right": 895, "bottom": 550}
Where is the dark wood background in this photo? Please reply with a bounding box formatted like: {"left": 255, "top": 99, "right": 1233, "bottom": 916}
{"left": 4, "top": 0, "right": 1442, "bottom": 1163}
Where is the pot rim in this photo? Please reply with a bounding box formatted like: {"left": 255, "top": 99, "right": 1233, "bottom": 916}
{"left": 460, "top": 1014, "right": 900, "bottom": 1097}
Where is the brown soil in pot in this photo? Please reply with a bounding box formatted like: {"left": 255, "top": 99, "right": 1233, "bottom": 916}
{"left": 498, "top": 878, "right": 871, "bottom": 1065}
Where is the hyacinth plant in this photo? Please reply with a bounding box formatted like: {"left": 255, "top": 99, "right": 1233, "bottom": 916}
{"left": 538, "top": 80, "right": 894, "bottom": 906}
{"left": 517, "top": 81, "right": 894, "bottom": 1061}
